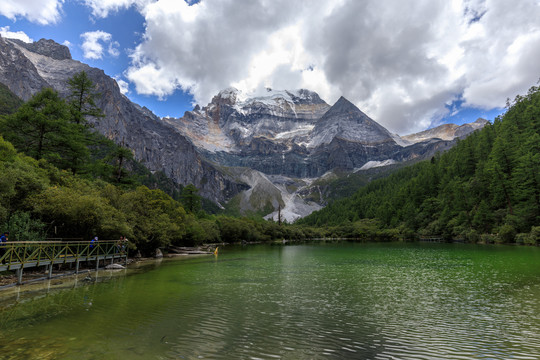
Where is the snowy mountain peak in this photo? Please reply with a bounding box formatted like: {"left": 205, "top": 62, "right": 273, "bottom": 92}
{"left": 210, "top": 88, "right": 327, "bottom": 110}
{"left": 309, "top": 95, "right": 394, "bottom": 147}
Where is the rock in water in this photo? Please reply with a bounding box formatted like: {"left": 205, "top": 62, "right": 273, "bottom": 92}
{"left": 106, "top": 263, "right": 125, "bottom": 270}
{"left": 155, "top": 249, "right": 163, "bottom": 258}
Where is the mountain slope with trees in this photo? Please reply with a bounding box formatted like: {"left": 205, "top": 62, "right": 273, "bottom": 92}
{"left": 298, "top": 85, "right": 540, "bottom": 244}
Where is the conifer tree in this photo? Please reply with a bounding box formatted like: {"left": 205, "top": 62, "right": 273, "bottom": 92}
{"left": 67, "top": 71, "right": 104, "bottom": 126}
{"left": 0, "top": 88, "right": 85, "bottom": 166}
{"left": 180, "top": 184, "right": 202, "bottom": 213}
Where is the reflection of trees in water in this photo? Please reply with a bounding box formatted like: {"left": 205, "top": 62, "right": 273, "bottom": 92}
{"left": 0, "top": 281, "right": 93, "bottom": 328}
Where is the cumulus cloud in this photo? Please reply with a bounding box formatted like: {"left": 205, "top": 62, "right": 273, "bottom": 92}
{"left": 114, "top": 76, "right": 130, "bottom": 94}
{"left": 82, "top": 0, "right": 154, "bottom": 18}
{"left": 0, "top": 26, "right": 33, "bottom": 43}
{"left": 119, "top": 0, "right": 539, "bottom": 133}
{"left": 0, "top": 0, "right": 63, "bottom": 25}
{"left": 126, "top": 0, "right": 305, "bottom": 101}
{"left": 80, "top": 30, "right": 120, "bottom": 59}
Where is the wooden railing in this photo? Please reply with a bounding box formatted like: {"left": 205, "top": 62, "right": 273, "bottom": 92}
{"left": 0, "top": 240, "right": 128, "bottom": 285}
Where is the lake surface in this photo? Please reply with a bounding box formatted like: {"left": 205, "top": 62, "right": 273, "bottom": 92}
{"left": 1, "top": 242, "right": 540, "bottom": 359}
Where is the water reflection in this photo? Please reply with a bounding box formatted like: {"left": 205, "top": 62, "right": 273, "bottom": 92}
{"left": 1, "top": 243, "right": 540, "bottom": 359}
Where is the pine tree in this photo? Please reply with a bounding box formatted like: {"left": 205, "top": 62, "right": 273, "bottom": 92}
{"left": 2, "top": 89, "right": 73, "bottom": 162}
{"left": 66, "top": 71, "right": 104, "bottom": 173}
{"left": 67, "top": 71, "right": 104, "bottom": 126}
{"left": 180, "top": 184, "right": 202, "bottom": 213}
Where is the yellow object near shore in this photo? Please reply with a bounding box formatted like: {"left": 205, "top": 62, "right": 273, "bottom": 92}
{"left": 213, "top": 247, "right": 218, "bottom": 255}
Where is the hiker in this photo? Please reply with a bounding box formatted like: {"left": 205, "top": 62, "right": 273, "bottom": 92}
{"left": 90, "top": 236, "right": 98, "bottom": 249}
{"left": 117, "top": 236, "right": 128, "bottom": 253}
{"left": 0, "top": 231, "right": 9, "bottom": 264}
{"left": 120, "top": 236, "right": 128, "bottom": 253}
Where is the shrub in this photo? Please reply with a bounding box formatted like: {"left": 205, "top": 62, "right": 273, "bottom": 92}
{"left": 497, "top": 224, "right": 517, "bottom": 243}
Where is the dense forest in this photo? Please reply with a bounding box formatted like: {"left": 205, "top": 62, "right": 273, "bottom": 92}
{"left": 299, "top": 85, "right": 540, "bottom": 245}
{"left": 0, "top": 73, "right": 316, "bottom": 255}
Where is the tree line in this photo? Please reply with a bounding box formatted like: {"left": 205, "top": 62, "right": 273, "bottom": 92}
{"left": 298, "top": 85, "right": 540, "bottom": 245}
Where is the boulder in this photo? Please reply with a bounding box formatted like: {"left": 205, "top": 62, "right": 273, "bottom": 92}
{"left": 106, "top": 263, "right": 125, "bottom": 270}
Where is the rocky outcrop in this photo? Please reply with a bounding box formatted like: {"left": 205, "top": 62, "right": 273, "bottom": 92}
{"left": 309, "top": 96, "right": 395, "bottom": 147}
{"left": 402, "top": 118, "right": 489, "bottom": 144}
{"left": 0, "top": 36, "right": 248, "bottom": 203}
{"left": 0, "top": 36, "right": 50, "bottom": 101}
{"left": 9, "top": 38, "right": 71, "bottom": 60}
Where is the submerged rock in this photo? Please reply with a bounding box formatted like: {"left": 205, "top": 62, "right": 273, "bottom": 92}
{"left": 105, "top": 263, "right": 125, "bottom": 270}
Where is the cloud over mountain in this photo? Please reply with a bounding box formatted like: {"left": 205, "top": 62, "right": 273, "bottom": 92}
{"left": 123, "top": 0, "right": 540, "bottom": 133}
{"left": 2, "top": 0, "right": 539, "bottom": 134}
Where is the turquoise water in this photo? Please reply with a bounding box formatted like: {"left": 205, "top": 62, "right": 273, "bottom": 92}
{"left": 1, "top": 242, "right": 540, "bottom": 359}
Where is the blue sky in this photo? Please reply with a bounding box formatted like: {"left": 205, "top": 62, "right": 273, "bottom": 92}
{"left": 1, "top": 0, "right": 539, "bottom": 134}
{"left": 0, "top": 1, "right": 195, "bottom": 118}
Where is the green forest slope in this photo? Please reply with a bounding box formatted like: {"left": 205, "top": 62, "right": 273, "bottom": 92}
{"left": 298, "top": 85, "right": 540, "bottom": 244}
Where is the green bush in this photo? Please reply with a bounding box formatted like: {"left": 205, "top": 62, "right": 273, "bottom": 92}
{"left": 480, "top": 233, "right": 496, "bottom": 244}
{"left": 1, "top": 211, "right": 46, "bottom": 241}
{"left": 525, "top": 226, "right": 540, "bottom": 245}
{"left": 515, "top": 233, "right": 529, "bottom": 245}
{"left": 497, "top": 224, "right": 517, "bottom": 243}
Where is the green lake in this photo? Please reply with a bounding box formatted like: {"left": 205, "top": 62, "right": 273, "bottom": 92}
{"left": 1, "top": 242, "right": 540, "bottom": 359}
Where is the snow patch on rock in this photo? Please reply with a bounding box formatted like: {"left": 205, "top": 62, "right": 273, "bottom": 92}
{"left": 355, "top": 159, "right": 396, "bottom": 171}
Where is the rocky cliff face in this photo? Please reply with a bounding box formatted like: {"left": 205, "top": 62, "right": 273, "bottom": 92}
{"left": 0, "top": 36, "right": 247, "bottom": 204}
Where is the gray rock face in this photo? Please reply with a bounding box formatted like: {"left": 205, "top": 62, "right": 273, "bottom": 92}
{"left": 169, "top": 89, "right": 401, "bottom": 178}
{"left": 10, "top": 38, "right": 72, "bottom": 60}
{"left": 0, "top": 36, "right": 50, "bottom": 101}
{"left": 0, "top": 36, "right": 247, "bottom": 204}
{"left": 309, "top": 96, "right": 395, "bottom": 146}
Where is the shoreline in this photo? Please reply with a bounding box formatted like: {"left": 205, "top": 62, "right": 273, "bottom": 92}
{"left": 0, "top": 250, "right": 219, "bottom": 306}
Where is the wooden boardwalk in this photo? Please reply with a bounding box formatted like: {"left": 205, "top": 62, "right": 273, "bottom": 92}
{"left": 419, "top": 236, "right": 444, "bottom": 243}
{"left": 0, "top": 240, "right": 127, "bottom": 285}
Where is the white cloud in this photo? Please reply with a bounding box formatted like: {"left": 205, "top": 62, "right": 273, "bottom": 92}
{"left": 80, "top": 30, "right": 120, "bottom": 60}
{"left": 0, "top": 26, "right": 33, "bottom": 43}
{"left": 114, "top": 76, "right": 130, "bottom": 94}
{"left": 82, "top": 0, "right": 154, "bottom": 18}
{"left": 121, "top": 0, "right": 540, "bottom": 134}
{"left": 0, "top": 0, "right": 64, "bottom": 25}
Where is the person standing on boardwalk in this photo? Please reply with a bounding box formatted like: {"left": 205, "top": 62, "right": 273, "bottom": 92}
{"left": 90, "top": 236, "right": 98, "bottom": 249}
{"left": 0, "top": 231, "right": 9, "bottom": 263}
{"left": 117, "top": 236, "right": 128, "bottom": 253}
